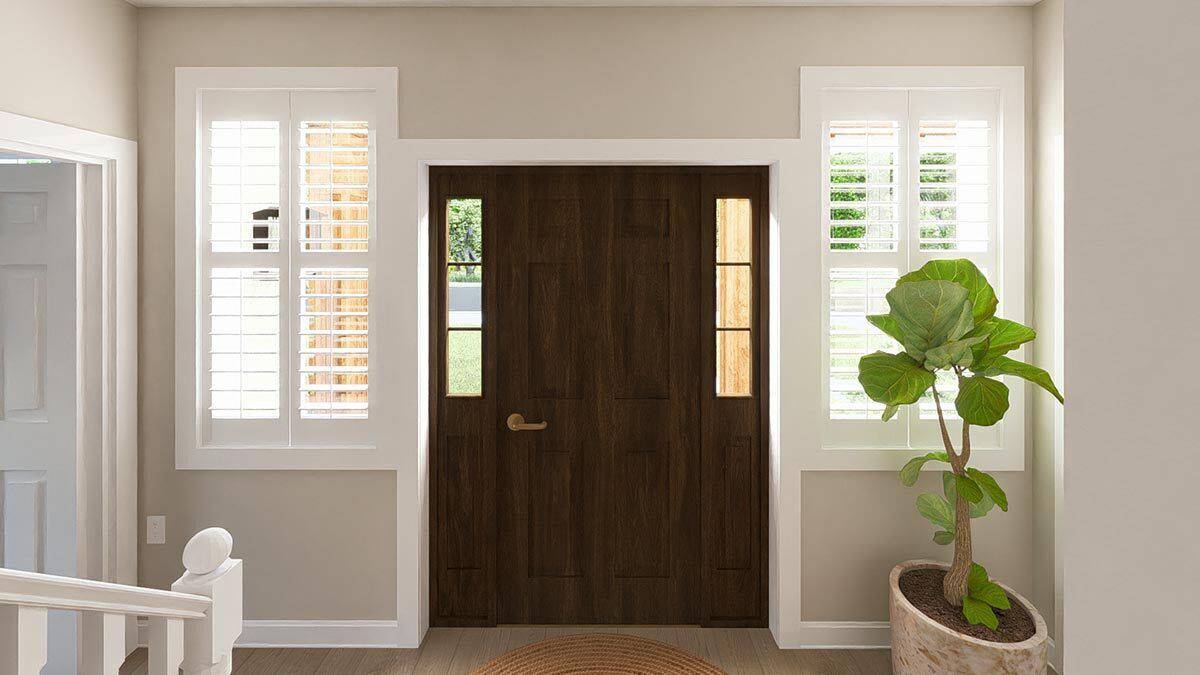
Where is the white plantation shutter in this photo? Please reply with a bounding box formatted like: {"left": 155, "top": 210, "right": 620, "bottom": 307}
{"left": 828, "top": 267, "right": 899, "bottom": 420}
{"left": 298, "top": 121, "right": 370, "bottom": 252}
{"left": 197, "top": 89, "right": 376, "bottom": 448}
{"left": 917, "top": 120, "right": 991, "bottom": 253}
{"left": 828, "top": 121, "right": 901, "bottom": 252}
{"left": 298, "top": 268, "right": 369, "bottom": 419}
{"left": 209, "top": 268, "right": 280, "bottom": 420}
{"left": 821, "top": 87, "right": 1003, "bottom": 452}
{"left": 209, "top": 121, "right": 281, "bottom": 253}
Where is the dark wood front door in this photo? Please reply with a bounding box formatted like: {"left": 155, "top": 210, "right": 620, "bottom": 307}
{"left": 430, "top": 167, "right": 766, "bottom": 627}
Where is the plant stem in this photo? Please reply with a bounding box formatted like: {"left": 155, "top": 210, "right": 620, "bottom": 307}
{"left": 932, "top": 380, "right": 972, "bottom": 606}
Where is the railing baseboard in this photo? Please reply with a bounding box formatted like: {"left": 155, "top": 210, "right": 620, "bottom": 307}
{"left": 139, "top": 619, "right": 400, "bottom": 649}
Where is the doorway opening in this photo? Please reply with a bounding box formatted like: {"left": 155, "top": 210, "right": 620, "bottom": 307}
{"left": 427, "top": 166, "right": 769, "bottom": 627}
{"left": 0, "top": 111, "right": 138, "bottom": 667}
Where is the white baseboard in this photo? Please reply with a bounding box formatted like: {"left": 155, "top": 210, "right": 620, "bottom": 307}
{"left": 137, "top": 618, "right": 887, "bottom": 650}
{"left": 786, "top": 621, "right": 891, "bottom": 649}
{"left": 137, "top": 619, "right": 400, "bottom": 648}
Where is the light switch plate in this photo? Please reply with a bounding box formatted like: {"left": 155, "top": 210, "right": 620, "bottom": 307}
{"left": 146, "top": 516, "right": 166, "bottom": 545}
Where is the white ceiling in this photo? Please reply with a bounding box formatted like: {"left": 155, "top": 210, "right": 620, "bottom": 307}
{"left": 129, "top": 1, "right": 1038, "bottom": 7}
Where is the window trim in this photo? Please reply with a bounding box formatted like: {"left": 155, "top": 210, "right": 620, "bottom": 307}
{"left": 800, "top": 66, "right": 1025, "bottom": 471}
{"left": 174, "top": 67, "right": 398, "bottom": 470}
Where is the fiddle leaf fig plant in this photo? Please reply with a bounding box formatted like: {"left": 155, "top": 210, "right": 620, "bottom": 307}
{"left": 857, "top": 259, "right": 1063, "bottom": 631}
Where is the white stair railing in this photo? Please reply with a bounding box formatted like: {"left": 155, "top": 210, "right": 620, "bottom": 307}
{"left": 0, "top": 527, "right": 243, "bottom": 675}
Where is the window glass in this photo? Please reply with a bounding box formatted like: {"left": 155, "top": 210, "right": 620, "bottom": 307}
{"left": 716, "top": 198, "right": 753, "bottom": 397}
{"left": 298, "top": 268, "right": 369, "bottom": 419}
{"left": 209, "top": 121, "right": 280, "bottom": 252}
{"left": 447, "top": 198, "right": 483, "bottom": 396}
{"left": 299, "top": 121, "right": 370, "bottom": 252}
{"left": 828, "top": 121, "right": 900, "bottom": 251}
{"left": 919, "top": 120, "right": 990, "bottom": 252}
{"left": 209, "top": 268, "right": 280, "bottom": 419}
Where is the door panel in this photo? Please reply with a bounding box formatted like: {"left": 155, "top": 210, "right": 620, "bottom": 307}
{"left": 0, "top": 163, "right": 81, "bottom": 671}
{"left": 431, "top": 167, "right": 766, "bottom": 627}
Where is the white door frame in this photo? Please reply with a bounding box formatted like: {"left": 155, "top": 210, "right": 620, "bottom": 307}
{"left": 390, "top": 138, "right": 804, "bottom": 648}
{"left": 0, "top": 111, "right": 138, "bottom": 650}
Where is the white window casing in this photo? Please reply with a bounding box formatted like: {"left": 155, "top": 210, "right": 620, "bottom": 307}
{"left": 802, "top": 67, "right": 1025, "bottom": 471}
{"left": 175, "top": 68, "right": 397, "bottom": 470}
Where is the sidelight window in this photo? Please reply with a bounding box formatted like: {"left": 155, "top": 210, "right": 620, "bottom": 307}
{"left": 715, "top": 197, "right": 753, "bottom": 397}
{"left": 446, "top": 197, "right": 483, "bottom": 396}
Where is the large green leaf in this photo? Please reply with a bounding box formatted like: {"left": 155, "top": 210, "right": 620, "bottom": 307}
{"left": 955, "top": 376, "right": 1010, "bottom": 426}
{"left": 963, "top": 596, "right": 999, "bottom": 630}
{"left": 898, "top": 259, "right": 997, "bottom": 326}
{"left": 915, "top": 493, "right": 955, "bottom": 531}
{"left": 866, "top": 314, "right": 906, "bottom": 344}
{"left": 967, "top": 563, "right": 1010, "bottom": 612}
{"left": 885, "top": 280, "right": 974, "bottom": 355}
{"left": 858, "top": 352, "right": 936, "bottom": 405}
{"left": 977, "top": 356, "right": 1064, "bottom": 403}
{"left": 966, "top": 318, "right": 1037, "bottom": 368}
{"left": 966, "top": 468, "right": 1009, "bottom": 512}
{"left": 972, "top": 581, "right": 1012, "bottom": 611}
{"left": 968, "top": 562, "right": 989, "bottom": 592}
{"left": 943, "top": 471, "right": 994, "bottom": 517}
{"left": 923, "top": 336, "right": 987, "bottom": 370}
{"left": 899, "top": 452, "right": 950, "bottom": 487}
{"left": 955, "top": 474, "right": 984, "bottom": 504}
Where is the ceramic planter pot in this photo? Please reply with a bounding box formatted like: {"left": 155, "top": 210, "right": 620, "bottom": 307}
{"left": 890, "top": 559, "right": 1049, "bottom": 674}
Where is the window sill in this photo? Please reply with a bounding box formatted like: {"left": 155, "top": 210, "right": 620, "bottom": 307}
{"left": 177, "top": 444, "right": 391, "bottom": 471}
{"left": 805, "top": 445, "right": 1020, "bottom": 472}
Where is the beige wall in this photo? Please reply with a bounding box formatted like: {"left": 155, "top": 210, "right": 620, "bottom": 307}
{"left": 1030, "top": 0, "right": 1063, "bottom": 654}
{"left": 1063, "top": 0, "right": 1199, "bottom": 670}
{"left": 138, "top": 5, "right": 1035, "bottom": 621}
{"left": 0, "top": 0, "right": 137, "bottom": 139}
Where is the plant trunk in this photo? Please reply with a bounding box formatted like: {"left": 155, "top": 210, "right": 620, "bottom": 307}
{"left": 932, "top": 380, "right": 973, "bottom": 607}
{"left": 944, "top": 492, "right": 973, "bottom": 606}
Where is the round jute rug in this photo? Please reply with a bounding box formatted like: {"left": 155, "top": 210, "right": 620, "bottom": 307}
{"left": 470, "top": 633, "right": 727, "bottom": 675}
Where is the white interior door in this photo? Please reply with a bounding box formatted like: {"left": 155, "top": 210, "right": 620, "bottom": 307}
{"left": 0, "top": 162, "right": 79, "bottom": 673}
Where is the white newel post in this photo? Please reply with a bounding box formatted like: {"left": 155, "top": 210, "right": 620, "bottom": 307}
{"left": 0, "top": 605, "right": 47, "bottom": 675}
{"left": 171, "top": 528, "right": 243, "bottom": 675}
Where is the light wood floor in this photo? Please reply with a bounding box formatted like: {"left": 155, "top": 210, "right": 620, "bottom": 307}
{"left": 120, "top": 626, "right": 890, "bottom": 674}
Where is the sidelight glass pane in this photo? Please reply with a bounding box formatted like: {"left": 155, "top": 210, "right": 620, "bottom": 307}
{"left": 448, "top": 265, "right": 482, "bottom": 327}
{"left": 447, "top": 197, "right": 483, "bottom": 263}
{"left": 717, "top": 265, "right": 752, "bottom": 328}
{"left": 447, "top": 329, "right": 482, "bottom": 396}
{"left": 716, "top": 330, "right": 751, "bottom": 397}
{"left": 716, "top": 198, "right": 752, "bottom": 263}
